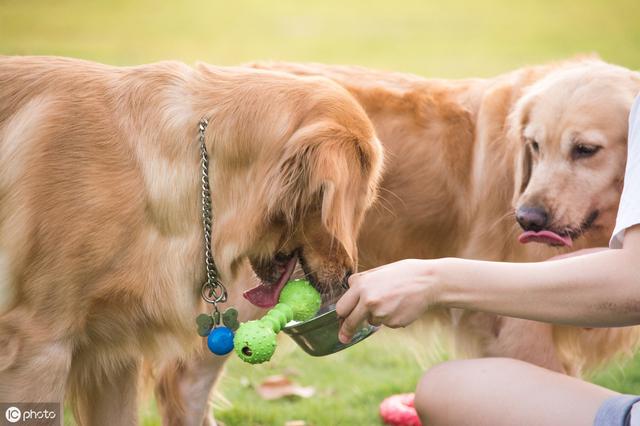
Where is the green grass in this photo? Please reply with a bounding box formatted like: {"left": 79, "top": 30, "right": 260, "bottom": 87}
{"left": 592, "top": 353, "right": 640, "bottom": 395}
{"left": 1, "top": 0, "right": 639, "bottom": 78}
{"left": 60, "top": 325, "right": 449, "bottom": 426}
{"left": 59, "top": 327, "right": 640, "bottom": 426}
{"left": 204, "top": 333, "right": 640, "bottom": 426}
{"left": 5, "top": 0, "right": 640, "bottom": 424}
{"left": 212, "top": 326, "right": 448, "bottom": 426}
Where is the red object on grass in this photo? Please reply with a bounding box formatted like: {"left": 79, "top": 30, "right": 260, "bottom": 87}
{"left": 379, "top": 393, "right": 422, "bottom": 426}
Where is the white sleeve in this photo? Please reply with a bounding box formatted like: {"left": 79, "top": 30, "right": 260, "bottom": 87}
{"left": 610, "top": 95, "right": 640, "bottom": 249}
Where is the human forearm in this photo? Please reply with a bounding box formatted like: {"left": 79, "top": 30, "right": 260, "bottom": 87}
{"left": 437, "top": 249, "right": 640, "bottom": 327}
{"left": 337, "top": 228, "right": 640, "bottom": 341}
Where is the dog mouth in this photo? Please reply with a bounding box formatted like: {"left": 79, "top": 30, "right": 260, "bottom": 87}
{"left": 518, "top": 230, "right": 573, "bottom": 247}
{"left": 517, "top": 210, "right": 599, "bottom": 248}
{"left": 244, "top": 250, "right": 349, "bottom": 308}
{"left": 244, "top": 253, "right": 299, "bottom": 308}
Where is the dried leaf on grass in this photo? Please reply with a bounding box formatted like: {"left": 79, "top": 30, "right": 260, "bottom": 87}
{"left": 282, "top": 366, "right": 301, "bottom": 377}
{"left": 256, "top": 375, "right": 315, "bottom": 400}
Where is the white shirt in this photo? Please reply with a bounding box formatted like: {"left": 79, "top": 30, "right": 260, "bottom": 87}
{"left": 610, "top": 95, "right": 640, "bottom": 249}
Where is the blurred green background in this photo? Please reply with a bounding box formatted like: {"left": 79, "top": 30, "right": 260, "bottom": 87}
{"left": 3, "top": 0, "right": 640, "bottom": 424}
{"left": 1, "top": 0, "right": 639, "bottom": 77}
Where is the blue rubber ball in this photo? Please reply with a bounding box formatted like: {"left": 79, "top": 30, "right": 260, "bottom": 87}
{"left": 207, "top": 326, "right": 235, "bottom": 355}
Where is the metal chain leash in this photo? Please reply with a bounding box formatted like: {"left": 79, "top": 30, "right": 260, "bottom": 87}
{"left": 198, "top": 118, "right": 228, "bottom": 307}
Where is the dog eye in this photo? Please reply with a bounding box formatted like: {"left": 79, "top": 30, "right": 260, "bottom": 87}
{"left": 572, "top": 144, "right": 601, "bottom": 160}
{"left": 529, "top": 141, "right": 539, "bottom": 153}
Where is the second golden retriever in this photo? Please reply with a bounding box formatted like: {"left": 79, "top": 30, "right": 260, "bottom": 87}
{"left": 157, "top": 57, "right": 640, "bottom": 424}
{"left": 258, "top": 58, "right": 639, "bottom": 372}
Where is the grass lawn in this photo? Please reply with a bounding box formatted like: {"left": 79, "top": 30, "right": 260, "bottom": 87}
{"left": 61, "top": 325, "right": 640, "bottom": 426}
{"left": 3, "top": 0, "right": 640, "bottom": 424}
{"left": 1, "top": 0, "right": 639, "bottom": 77}
{"left": 210, "top": 326, "right": 448, "bottom": 426}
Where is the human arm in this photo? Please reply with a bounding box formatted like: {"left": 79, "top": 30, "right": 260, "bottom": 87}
{"left": 337, "top": 226, "right": 640, "bottom": 343}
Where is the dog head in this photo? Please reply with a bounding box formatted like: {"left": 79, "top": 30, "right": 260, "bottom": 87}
{"left": 511, "top": 60, "right": 640, "bottom": 247}
{"left": 206, "top": 79, "right": 384, "bottom": 306}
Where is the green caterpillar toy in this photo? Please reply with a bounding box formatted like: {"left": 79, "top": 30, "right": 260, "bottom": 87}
{"left": 234, "top": 279, "right": 322, "bottom": 364}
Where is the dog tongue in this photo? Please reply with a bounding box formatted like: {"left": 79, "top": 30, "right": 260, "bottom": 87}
{"left": 518, "top": 230, "right": 573, "bottom": 247}
{"left": 243, "top": 256, "right": 298, "bottom": 308}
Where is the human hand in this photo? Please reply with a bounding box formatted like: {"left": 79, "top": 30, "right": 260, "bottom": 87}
{"left": 335, "top": 259, "right": 441, "bottom": 343}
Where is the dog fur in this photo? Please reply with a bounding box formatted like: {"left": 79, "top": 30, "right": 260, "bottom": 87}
{"left": 156, "top": 57, "right": 640, "bottom": 424}
{"left": 0, "top": 56, "right": 383, "bottom": 424}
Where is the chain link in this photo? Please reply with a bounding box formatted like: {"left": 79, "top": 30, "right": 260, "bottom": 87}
{"left": 198, "top": 118, "right": 228, "bottom": 305}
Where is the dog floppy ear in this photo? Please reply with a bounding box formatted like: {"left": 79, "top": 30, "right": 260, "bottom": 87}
{"left": 515, "top": 142, "right": 532, "bottom": 196}
{"left": 508, "top": 95, "right": 534, "bottom": 202}
{"left": 271, "top": 122, "right": 382, "bottom": 260}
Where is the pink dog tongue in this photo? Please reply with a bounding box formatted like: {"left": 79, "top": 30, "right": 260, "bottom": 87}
{"left": 518, "top": 230, "right": 573, "bottom": 247}
{"left": 243, "top": 256, "right": 298, "bottom": 308}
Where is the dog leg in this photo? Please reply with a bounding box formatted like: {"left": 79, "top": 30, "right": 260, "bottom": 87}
{"left": 485, "top": 317, "right": 567, "bottom": 373}
{"left": 0, "top": 321, "right": 71, "bottom": 403}
{"left": 453, "top": 311, "right": 567, "bottom": 373}
{"left": 156, "top": 262, "right": 266, "bottom": 425}
{"left": 156, "top": 345, "right": 227, "bottom": 426}
{"left": 71, "top": 357, "right": 141, "bottom": 426}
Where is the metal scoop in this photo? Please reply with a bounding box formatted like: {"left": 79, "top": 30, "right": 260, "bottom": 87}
{"left": 282, "top": 304, "right": 378, "bottom": 356}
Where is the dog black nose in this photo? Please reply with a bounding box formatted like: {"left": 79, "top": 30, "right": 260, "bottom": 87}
{"left": 516, "top": 206, "right": 548, "bottom": 231}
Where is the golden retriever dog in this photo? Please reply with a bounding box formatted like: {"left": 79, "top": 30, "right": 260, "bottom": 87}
{"left": 0, "top": 56, "right": 384, "bottom": 424}
{"left": 156, "top": 57, "right": 640, "bottom": 424}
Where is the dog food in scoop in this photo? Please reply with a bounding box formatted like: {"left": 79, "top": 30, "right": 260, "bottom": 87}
{"left": 233, "top": 279, "right": 321, "bottom": 364}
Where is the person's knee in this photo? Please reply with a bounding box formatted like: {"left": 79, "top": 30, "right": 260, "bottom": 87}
{"left": 415, "top": 358, "right": 519, "bottom": 425}
{"left": 415, "top": 360, "right": 461, "bottom": 425}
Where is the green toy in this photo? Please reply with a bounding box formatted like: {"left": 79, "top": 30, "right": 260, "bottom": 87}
{"left": 234, "top": 279, "right": 322, "bottom": 364}
{"left": 233, "top": 320, "right": 277, "bottom": 363}
{"left": 279, "top": 279, "right": 322, "bottom": 321}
